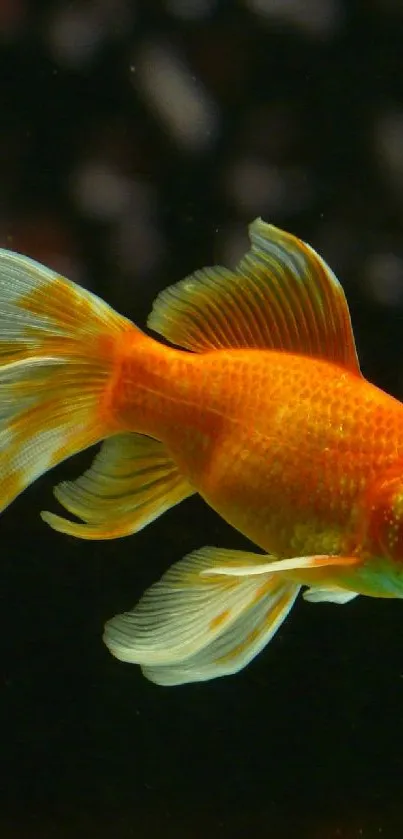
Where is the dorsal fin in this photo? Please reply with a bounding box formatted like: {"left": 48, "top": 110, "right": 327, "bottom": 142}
{"left": 148, "top": 219, "right": 360, "bottom": 374}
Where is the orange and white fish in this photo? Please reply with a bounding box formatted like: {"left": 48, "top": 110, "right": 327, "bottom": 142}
{"left": 1, "top": 219, "right": 403, "bottom": 686}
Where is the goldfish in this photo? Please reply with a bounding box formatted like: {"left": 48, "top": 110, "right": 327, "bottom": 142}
{"left": 2, "top": 219, "right": 403, "bottom": 686}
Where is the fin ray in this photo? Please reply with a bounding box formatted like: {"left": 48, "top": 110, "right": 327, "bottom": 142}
{"left": 201, "top": 554, "right": 360, "bottom": 578}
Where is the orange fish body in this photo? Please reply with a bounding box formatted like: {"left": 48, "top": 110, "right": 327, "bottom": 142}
{"left": 109, "top": 336, "right": 403, "bottom": 596}
{"left": 2, "top": 219, "right": 403, "bottom": 685}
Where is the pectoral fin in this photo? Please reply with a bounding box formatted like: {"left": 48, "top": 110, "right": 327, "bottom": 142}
{"left": 303, "top": 586, "right": 359, "bottom": 604}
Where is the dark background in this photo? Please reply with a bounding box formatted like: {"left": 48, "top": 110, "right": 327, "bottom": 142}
{"left": 2, "top": 1, "right": 403, "bottom": 837}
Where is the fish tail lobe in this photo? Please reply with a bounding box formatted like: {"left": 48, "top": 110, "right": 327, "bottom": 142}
{"left": 0, "top": 248, "right": 136, "bottom": 514}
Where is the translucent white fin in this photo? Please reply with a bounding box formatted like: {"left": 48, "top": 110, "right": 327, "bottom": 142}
{"left": 0, "top": 248, "right": 134, "bottom": 514}
{"left": 141, "top": 579, "right": 299, "bottom": 685}
{"left": 41, "top": 433, "right": 194, "bottom": 539}
{"left": 103, "top": 546, "right": 300, "bottom": 683}
{"left": 303, "top": 586, "right": 359, "bottom": 604}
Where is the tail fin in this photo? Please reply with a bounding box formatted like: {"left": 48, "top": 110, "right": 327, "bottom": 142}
{"left": 0, "top": 248, "right": 134, "bottom": 513}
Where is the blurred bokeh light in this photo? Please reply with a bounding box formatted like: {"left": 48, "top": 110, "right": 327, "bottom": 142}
{"left": 1, "top": 0, "right": 403, "bottom": 339}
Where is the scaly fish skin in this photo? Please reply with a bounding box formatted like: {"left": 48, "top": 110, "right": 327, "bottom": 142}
{"left": 112, "top": 338, "right": 403, "bottom": 588}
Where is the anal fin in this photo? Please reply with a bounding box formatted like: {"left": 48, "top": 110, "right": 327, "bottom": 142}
{"left": 41, "top": 432, "right": 194, "bottom": 539}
